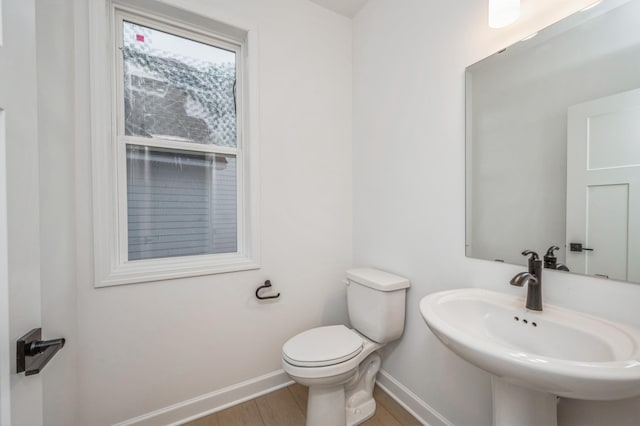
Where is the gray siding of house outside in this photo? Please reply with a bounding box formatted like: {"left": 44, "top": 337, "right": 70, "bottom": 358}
{"left": 127, "top": 149, "right": 237, "bottom": 261}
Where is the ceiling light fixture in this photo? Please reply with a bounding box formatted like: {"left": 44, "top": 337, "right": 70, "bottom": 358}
{"left": 488, "top": 0, "right": 521, "bottom": 28}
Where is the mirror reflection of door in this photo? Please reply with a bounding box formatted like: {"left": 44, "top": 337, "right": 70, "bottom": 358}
{"left": 566, "top": 88, "right": 640, "bottom": 281}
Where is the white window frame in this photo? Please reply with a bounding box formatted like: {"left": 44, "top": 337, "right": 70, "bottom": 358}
{"left": 90, "top": 0, "right": 260, "bottom": 287}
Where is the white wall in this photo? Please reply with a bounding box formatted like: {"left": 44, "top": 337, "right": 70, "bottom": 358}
{"left": 34, "top": 0, "right": 353, "bottom": 424}
{"left": 353, "top": 0, "right": 640, "bottom": 425}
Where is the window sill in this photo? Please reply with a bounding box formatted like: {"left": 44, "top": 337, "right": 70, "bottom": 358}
{"left": 95, "top": 253, "right": 260, "bottom": 287}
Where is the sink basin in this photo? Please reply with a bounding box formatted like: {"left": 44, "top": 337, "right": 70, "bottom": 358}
{"left": 420, "top": 288, "right": 640, "bottom": 426}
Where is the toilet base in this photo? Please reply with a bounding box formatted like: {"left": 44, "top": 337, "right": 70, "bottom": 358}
{"left": 302, "top": 352, "right": 382, "bottom": 426}
{"left": 307, "top": 385, "right": 347, "bottom": 426}
{"left": 345, "top": 353, "right": 381, "bottom": 426}
{"left": 346, "top": 397, "right": 376, "bottom": 426}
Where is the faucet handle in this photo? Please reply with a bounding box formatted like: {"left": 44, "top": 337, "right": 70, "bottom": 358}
{"left": 545, "top": 246, "right": 560, "bottom": 256}
{"left": 521, "top": 250, "right": 539, "bottom": 260}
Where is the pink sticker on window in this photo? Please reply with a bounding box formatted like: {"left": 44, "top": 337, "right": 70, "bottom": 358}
{"left": 136, "top": 34, "right": 144, "bottom": 42}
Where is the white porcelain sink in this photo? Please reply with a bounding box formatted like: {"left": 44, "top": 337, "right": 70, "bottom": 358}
{"left": 420, "top": 288, "right": 640, "bottom": 426}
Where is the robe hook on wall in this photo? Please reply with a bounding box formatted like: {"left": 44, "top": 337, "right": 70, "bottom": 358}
{"left": 256, "top": 280, "right": 280, "bottom": 300}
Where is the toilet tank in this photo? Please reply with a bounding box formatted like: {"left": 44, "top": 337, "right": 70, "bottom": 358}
{"left": 346, "top": 268, "right": 410, "bottom": 344}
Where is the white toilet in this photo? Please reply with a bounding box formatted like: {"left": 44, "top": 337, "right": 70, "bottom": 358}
{"left": 282, "top": 268, "right": 410, "bottom": 426}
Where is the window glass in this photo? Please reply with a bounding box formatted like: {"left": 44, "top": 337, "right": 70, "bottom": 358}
{"left": 126, "top": 145, "right": 237, "bottom": 261}
{"left": 122, "top": 21, "right": 237, "bottom": 147}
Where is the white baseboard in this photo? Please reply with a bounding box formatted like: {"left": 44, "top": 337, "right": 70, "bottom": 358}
{"left": 376, "top": 369, "right": 453, "bottom": 426}
{"left": 114, "top": 369, "right": 293, "bottom": 426}
{"left": 114, "top": 367, "right": 450, "bottom": 426}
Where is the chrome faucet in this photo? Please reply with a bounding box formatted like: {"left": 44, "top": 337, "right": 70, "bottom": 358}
{"left": 510, "top": 250, "right": 543, "bottom": 311}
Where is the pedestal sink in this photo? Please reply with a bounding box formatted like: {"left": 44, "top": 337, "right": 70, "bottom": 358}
{"left": 419, "top": 288, "right": 640, "bottom": 426}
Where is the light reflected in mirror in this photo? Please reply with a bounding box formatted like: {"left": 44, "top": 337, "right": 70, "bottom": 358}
{"left": 466, "top": 0, "right": 640, "bottom": 283}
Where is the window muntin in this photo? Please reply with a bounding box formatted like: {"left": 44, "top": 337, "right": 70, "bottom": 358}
{"left": 116, "top": 12, "right": 242, "bottom": 263}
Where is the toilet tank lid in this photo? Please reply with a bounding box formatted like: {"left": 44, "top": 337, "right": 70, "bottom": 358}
{"left": 346, "top": 268, "right": 410, "bottom": 291}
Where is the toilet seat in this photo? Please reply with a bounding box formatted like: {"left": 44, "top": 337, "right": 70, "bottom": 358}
{"left": 282, "top": 325, "right": 363, "bottom": 367}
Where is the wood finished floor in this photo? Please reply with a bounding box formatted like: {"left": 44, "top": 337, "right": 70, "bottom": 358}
{"left": 184, "top": 384, "right": 422, "bottom": 426}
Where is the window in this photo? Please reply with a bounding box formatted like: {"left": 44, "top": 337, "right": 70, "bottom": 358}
{"left": 119, "top": 16, "right": 240, "bottom": 261}
{"left": 91, "top": 2, "right": 259, "bottom": 286}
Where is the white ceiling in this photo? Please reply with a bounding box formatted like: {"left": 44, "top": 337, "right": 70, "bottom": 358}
{"left": 308, "top": 0, "right": 369, "bottom": 18}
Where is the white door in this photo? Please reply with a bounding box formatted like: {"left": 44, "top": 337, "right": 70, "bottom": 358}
{"left": 566, "top": 88, "right": 640, "bottom": 282}
{"left": 0, "top": 1, "right": 44, "bottom": 425}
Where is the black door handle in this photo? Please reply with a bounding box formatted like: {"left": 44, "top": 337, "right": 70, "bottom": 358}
{"left": 17, "top": 328, "right": 65, "bottom": 376}
{"left": 570, "top": 243, "right": 594, "bottom": 252}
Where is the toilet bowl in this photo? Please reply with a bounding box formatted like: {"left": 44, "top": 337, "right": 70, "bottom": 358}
{"left": 282, "top": 325, "right": 383, "bottom": 426}
{"left": 281, "top": 268, "right": 410, "bottom": 426}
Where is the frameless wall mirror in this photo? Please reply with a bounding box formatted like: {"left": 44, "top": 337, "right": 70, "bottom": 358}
{"left": 466, "top": 0, "right": 640, "bottom": 283}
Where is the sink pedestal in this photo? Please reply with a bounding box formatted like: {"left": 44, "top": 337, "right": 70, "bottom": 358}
{"left": 492, "top": 378, "right": 557, "bottom": 426}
